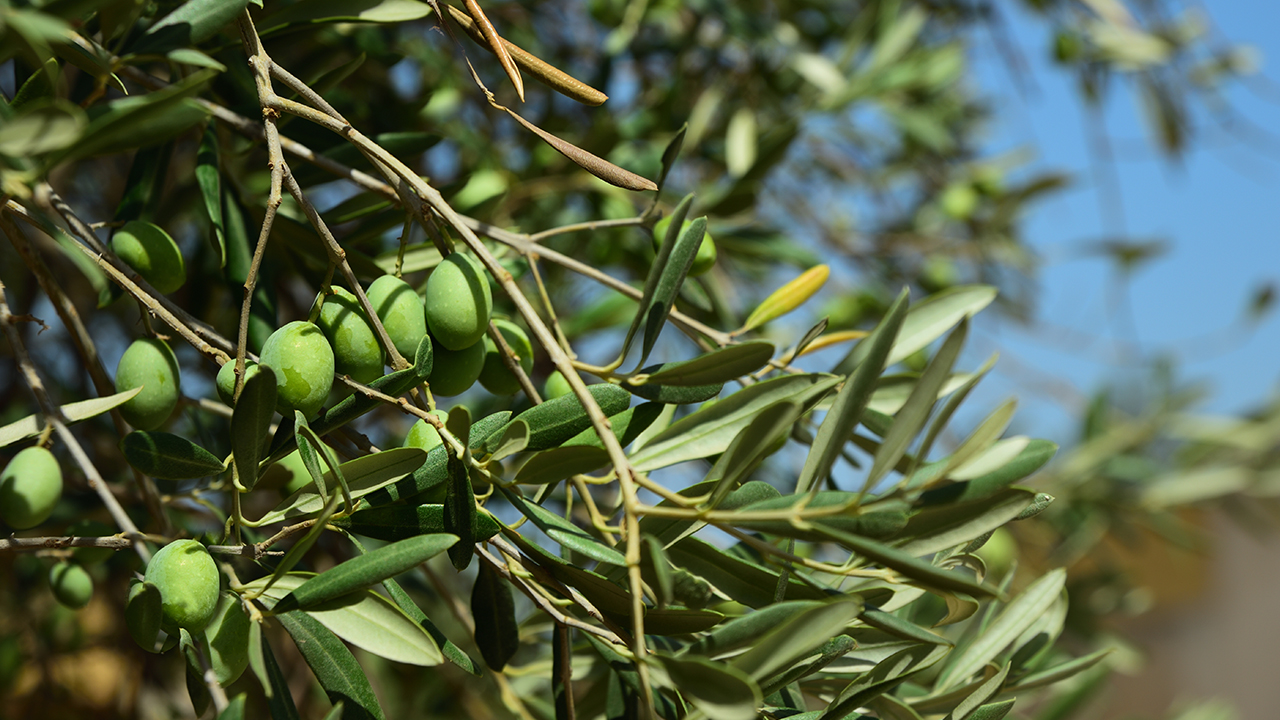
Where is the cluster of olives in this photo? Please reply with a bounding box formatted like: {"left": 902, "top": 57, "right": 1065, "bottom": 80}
{"left": 219, "top": 252, "right": 535, "bottom": 417}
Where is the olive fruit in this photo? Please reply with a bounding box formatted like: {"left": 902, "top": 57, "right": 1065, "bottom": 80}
{"left": 215, "top": 360, "right": 265, "bottom": 407}
{"left": 425, "top": 253, "right": 492, "bottom": 351}
{"left": 478, "top": 319, "right": 533, "bottom": 395}
{"left": 204, "top": 592, "right": 250, "bottom": 685}
{"left": 543, "top": 371, "right": 572, "bottom": 400}
{"left": 259, "top": 321, "right": 334, "bottom": 419}
{"left": 316, "top": 287, "right": 384, "bottom": 384}
{"left": 367, "top": 275, "right": 427, "bottom": 360}
{"left": 652, "top": 215, "right": 717, "bottom": 276}
{"left": 144, "top": 539, "right": 220, "bottom": 632}
{"left": 115, "top": 337, "right": 181, "bottom": 430}
{"left": 428, "top": 340, "right": 485, "bottom": 396}
{"left": 259, "top": 449, "right": 313, "bottom": 496}
{"left": 49, "top": 562, "right": 93, "bottom": 610}
{"left": 0, "top": 446, "right": 63, "bottom": 529}
{"left": 404, "top": 409, "right": 448, "bottom": 452}
{"left": 110, "top": 220, "right": 186, "bottom": 294}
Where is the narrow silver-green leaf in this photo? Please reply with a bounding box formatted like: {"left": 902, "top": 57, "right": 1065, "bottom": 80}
{"left": 620, "top": 193, "right": 693, "bottom": 362}
{"left": 640, "top": 341, "right": 775, "bottom": 387}
{"left": 499, "top": 486, "right": 626, "bottom": 566}
{"left": 813, "top": 524, "right": 996, "bottom": 598}
{"left": 797, "top": 289, "right": 910, "bottom": 493}
{"left": 132, "top": 0, "right": 253, "bottom": 54}
{"left": 631, "top": 373, "right": 841, "bottom": 471}
{"left": 383, "top": 578, "right": 481, "bottom": 675}
{"left": 471, "top": 560, "right": 520, "bottom": 671}
{"left": 945, "top": 663, "right": 1009, "bottom": 720}
{"left": 217, "top": 694, "right": 246, "bottom": 720}
{"left": 274, "top": 534, "right": 458, "bottom": 613}
{"left": 895, "top": 489, "right": 1037, "bottom": 557}
{"left": 821, "top": 643, "right": 952, "bottom": 719}
{"left": 836, "top": 285, "right": 996, "bottom": 375}
{"left": 445, "top": 406, "right": 476, "bottom": 570}
{"left": 231, "top": 366, "right": 277, "bottom": 490}
{"left": 254, "top": 447, "right": 427, "bottom": 524}
{"left": 640, "top": 216, "right": 707, "bottom": 363}
{"left": 935, "top": 568, "right": 1067, "bottom": 690}
{"left": 656, "top": 653, "right": 762, "bottom": 720}
{"left": 195, "top": 122, "right": 225, "bottom": 267}
{"left": 730, "top": 598, "right": 864, "bottom": 681}
{"left": 259, "top": 631, "right": 300, "bottom": 720}
{"left": 704, "top": 400, "right": 803, "bottom": 509}
{"left": 252, "top": 573, "right": 443, "bottom": 666}
{"left": 679, "top": 600, "right": 823, "bottom": 660}
{"left": 866, "top": 318, "right": 969, "bottom": 490}
{"left": 486, "top": 419, "right": 529, "bottom": 462}
{"left": 276, "top": 610, "right": 388, "bottom": 720}
{"left": 119, "top": 431, "right": 226, "bottom": 480}
{"left": 514, "top": 445, "right": 610, "bottom": 485}
{"left": 1001, "top": 648, "right": 1111, "bottom": 693}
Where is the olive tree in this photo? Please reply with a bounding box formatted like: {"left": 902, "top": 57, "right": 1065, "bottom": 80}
{"left": 0, "top": 1, "right": 1269, "bottom": 719}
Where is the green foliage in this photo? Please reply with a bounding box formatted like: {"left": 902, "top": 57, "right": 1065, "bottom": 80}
{"left": 0, "top": 1, "right": 1269, "bottom": 718}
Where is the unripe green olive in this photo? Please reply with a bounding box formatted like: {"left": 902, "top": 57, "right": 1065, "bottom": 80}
{"left": 367, "top": 275, "right": 427, "bottom": 361}
{"left": 110, "top": 220, "right": 186, "bottom": 294}
{"left": 428, "top": 339, "right": 485, "bottom": 396}
{"left": 259, "top": 449, "right": 313, "bottom": 496}
{"left": 478, "top": 319, "right": 534, "bottom": 395}
{"left": 259, "top": 321, "right": 334, "bottom": 419}
{"left": 940, "top": 183, "right": 978, "bottom": 220}
{"left": 425, "top": 253, "right": 492, "bottom": 351}
{"left": 0, "top": 446, "right": 63, "bottom": 529}
{"left": 144, "top": 539, "right": 220, "bottom": 632}
{"left": 652, "top": 215, "right": 717, "bottom": 276}
{"left": 316, "top": 287, "right": 384, "bottom": 384}
{"left": 115, "top": 338, "right": 181, "bottom": 430}
{"left": 49, "top": 562, "right": 93, "bottom": 610}
{"left": 975, "top": 528, "right": 1017, "bottom": 576}
{"left": 204, "top": 592, "right": 250, "bottom": 685}
{"left": 215, "top": 360, "right": 264, "bottom": 407}
{"left": 404, "top": 409, "right": 448, "bottom": 452}
{"left": 543, "top": 371, "right": 572, "bottom": 400}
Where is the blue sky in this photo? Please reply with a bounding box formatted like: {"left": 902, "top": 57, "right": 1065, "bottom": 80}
{"left": 964, "top": 1, "right": 1280, "bottom": 438}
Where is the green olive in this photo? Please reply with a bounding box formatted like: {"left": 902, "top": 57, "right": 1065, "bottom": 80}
{"left": 652, "top": 215, "right": 717, "bottom": 276}
{"left": 425, "top": 253, "right": 493, "bottom": 351}
{"left": 367, "top": 275, "right": 428, "bottom": 361}
{"left": 316, "top": 287, "right": 384, "bottom": 384}
{"left": 428, "top": 339, "right": 485, "bottom": 396}
{"left": 478, "top": 319, "right": 534, "bottom": 395}
{"left": 259, "top": 449, "right": 313, "bottom": 497}
{"left": 115, "top": 338, "right": 181, "bottom": 430}
{"left": 0, "top": 446, "right": 63, "bottom": 530}
{"left": 215, "top": 360, "right": 264, "bottom": 407}
{"left": 259, "top": 321, "right": 334, "bottom": 419}
{"left": 404, "top": 409, "right": 448, "bottom": 452}
{"left": 110, "top": 220, "right": 186, "bottom": 294}
{"left": 543, "top": 371, "right": 573, "bottom": 400}
{"left": 49, "top": 562, "right": 93, "bottom": 610}
{"left": 204, "top": 592, "right": 250, "bottom": 685}
{"left": 144, "top": 539, "right": 220, "bottom": 632}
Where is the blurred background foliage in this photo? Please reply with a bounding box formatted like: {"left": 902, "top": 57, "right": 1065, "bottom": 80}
{"left": 1, "top": 0, "right": 1276, "bottom": 718}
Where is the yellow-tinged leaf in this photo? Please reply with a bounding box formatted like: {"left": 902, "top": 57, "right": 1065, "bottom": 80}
{"left": 796, "top": 330, "right": 868, "bottom": 358}
{"left": 738, "top": 265, "right": 830, "bottom": 333}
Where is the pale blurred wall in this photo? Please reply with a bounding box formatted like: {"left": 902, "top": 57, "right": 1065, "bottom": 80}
{"left": 1094, "top": 513, "right": 1280, "bottom": 719}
